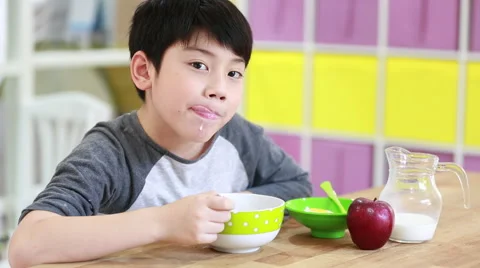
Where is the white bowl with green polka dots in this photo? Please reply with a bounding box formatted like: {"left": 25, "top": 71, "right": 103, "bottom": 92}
{"left": 210, "top": 193, "right": 285, "bottom": 254}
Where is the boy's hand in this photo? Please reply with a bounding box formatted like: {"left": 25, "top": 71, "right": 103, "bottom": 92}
{"left": 158, "top": 191, "right": 234, "bottom": 245}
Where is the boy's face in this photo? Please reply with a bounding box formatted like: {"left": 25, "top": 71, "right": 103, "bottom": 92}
{"left": 133, "top": 31, "right": 246, "bottom": 143}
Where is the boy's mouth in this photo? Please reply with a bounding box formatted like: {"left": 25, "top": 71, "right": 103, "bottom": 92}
{"left": 190, "top": 105, "right": 221, "bottom": 120}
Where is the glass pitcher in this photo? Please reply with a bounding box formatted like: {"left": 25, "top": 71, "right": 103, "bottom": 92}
{"left": 378, "top": 146, "right": 470, "bottom": 244}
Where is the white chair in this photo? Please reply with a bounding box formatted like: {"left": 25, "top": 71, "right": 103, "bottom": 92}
{"left": 0, "top": 101, "right": 6, "bottom": 243}
{"left": 0, "top": 101, "right": 5, "bottom": 198}
{"left": 27, "top": 91, "right": 113, "bottom": 197}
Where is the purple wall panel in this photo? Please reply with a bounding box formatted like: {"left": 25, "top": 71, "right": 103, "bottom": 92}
{"left": 267, "top": 133, "right": 302, "bottom": 164}
{"left": 248, "top": 0, "right": 304, "bottom": 42}
{"left": 311, "top": 139, "right": 373, "bottom": 196}
{"left": 465, "top": 156, "right": 480, "bottom": 172}
{"left": 388, "top": 0, "right": 459, "bottom": 50}
{"left": 315, "top": 0, "right": 378, "bottom": 45}
{"left": 470, "top": 0, "right": 480, "bottom": 51}
{"left": 311, "top": 140, "right": 341, "bottom": 197}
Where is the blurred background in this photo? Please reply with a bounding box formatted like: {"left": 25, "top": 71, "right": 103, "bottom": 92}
{"left": 0, "top": 0, "right": 480, "bottom": 263}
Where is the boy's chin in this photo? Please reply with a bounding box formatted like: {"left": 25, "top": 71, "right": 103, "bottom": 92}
{"left": 192, "top": 136, "right": 214, "bottom": 144}
{"left": 183, "top": 129, "right": 218, "bottom": 144}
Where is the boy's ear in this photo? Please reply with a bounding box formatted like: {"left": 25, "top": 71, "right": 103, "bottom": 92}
{"left": 130, "top": 51, "right": 154, "bottom": 91}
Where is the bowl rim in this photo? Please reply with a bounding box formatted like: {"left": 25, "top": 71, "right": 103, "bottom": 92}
{"left": 285, "top": 197, "right": 353, "bottom": 216}
{"left": 220, "top": 193, "right": 286, "bottom": 213}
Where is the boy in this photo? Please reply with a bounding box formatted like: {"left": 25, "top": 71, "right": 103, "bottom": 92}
{"left": 8, "top": 0, "right": 312, "bottom": 267}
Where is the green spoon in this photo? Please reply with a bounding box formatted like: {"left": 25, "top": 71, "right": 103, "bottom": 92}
{"left": 320, "top": 181, "right": 347, "bottom": 214}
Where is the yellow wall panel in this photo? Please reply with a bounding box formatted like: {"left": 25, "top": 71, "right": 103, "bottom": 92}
{"left": 245, "top": 51, "right": 304, "bottom": 127}
{"left": 312, "top": 54, "right": 377, "bottom": 135}
{"left": 385, "top": 58, "right": 458, "bottom": 143}
{"left": 466, "top": 63, "right": 480, "bottom": 146}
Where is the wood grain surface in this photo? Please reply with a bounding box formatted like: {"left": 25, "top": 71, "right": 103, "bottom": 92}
{"left": 34, "top": 172, "right": 480, "bottom": 268}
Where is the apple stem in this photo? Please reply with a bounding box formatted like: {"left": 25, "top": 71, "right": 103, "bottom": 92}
{"left": 374, "top": 197, "right": 377, "bottom": 202}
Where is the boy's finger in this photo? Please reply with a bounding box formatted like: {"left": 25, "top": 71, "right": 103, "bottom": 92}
{"left": 206, "top": 195, "right": 235, "bottom": 211}
{"left": 208, "top": 210, "right": 231, "bottom": 223}
{"left": 196, "top": 233, "right": 218, "bottom": 244}
{"left": 205, "top": 221, "right": 226, "bottom": 234}
{"left": 199, "top": 190, "right": 218, "bottom": 197}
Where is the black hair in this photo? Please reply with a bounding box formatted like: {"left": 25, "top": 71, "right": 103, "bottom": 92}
{"left": 128, "top": 0, "right": 253, "bottom": 101}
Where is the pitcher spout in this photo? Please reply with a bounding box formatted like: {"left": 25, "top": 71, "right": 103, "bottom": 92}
{"left": 385, "top": 146, "right": 412, "bottom": 168}
{"left": 385, "top": 146, "right": 411, "bottom": 159}
{"left": 385, "top": 146, "right": 440, "bottom": 171}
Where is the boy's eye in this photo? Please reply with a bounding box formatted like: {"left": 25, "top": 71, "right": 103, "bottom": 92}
{"left": 191, "top": 62, "right": 208, "bottom": 70}
{"left": 228, "top": 71, "right": 243, "bottom": 79}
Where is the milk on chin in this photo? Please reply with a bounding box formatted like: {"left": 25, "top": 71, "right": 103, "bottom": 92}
{"left": 390, "top": 213, "right": 438, "bottom": 243}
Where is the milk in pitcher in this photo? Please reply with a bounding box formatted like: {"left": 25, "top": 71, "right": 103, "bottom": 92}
{"left": 390, "top": 213, "right": 438, "bottom": 243}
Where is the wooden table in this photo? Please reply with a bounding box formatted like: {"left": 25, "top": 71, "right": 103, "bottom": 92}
{"left": 36, "top": 172, "right": 480, "bottom": 267}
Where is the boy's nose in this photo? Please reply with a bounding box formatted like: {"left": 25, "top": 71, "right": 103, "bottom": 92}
{"left": 204, "top": 81, "right": 227, "bottom": 101}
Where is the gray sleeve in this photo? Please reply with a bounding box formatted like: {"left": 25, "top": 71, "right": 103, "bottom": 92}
{"left": 18, "top": 127, "right": 128, "bottom": 222}
{"left": 247, "top": 132, "right": 313, "bottom": 201}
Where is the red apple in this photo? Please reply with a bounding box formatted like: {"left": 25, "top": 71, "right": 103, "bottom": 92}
{"left": 346, "top": 197, "right": 395, "bottom": 250}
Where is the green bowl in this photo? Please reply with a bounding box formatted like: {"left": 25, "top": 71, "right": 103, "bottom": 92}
{"left": 285, "top": 197, "right": 353, "bottom": 239}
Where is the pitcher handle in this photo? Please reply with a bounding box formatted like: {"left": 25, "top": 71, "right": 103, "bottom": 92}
{"left": 437, "top": 162, "right": 471, "bottom": 209}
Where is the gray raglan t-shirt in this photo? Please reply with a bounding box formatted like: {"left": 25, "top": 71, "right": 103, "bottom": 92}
{"left": 19, "top": 111, "right": 312, "bottom": 221}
